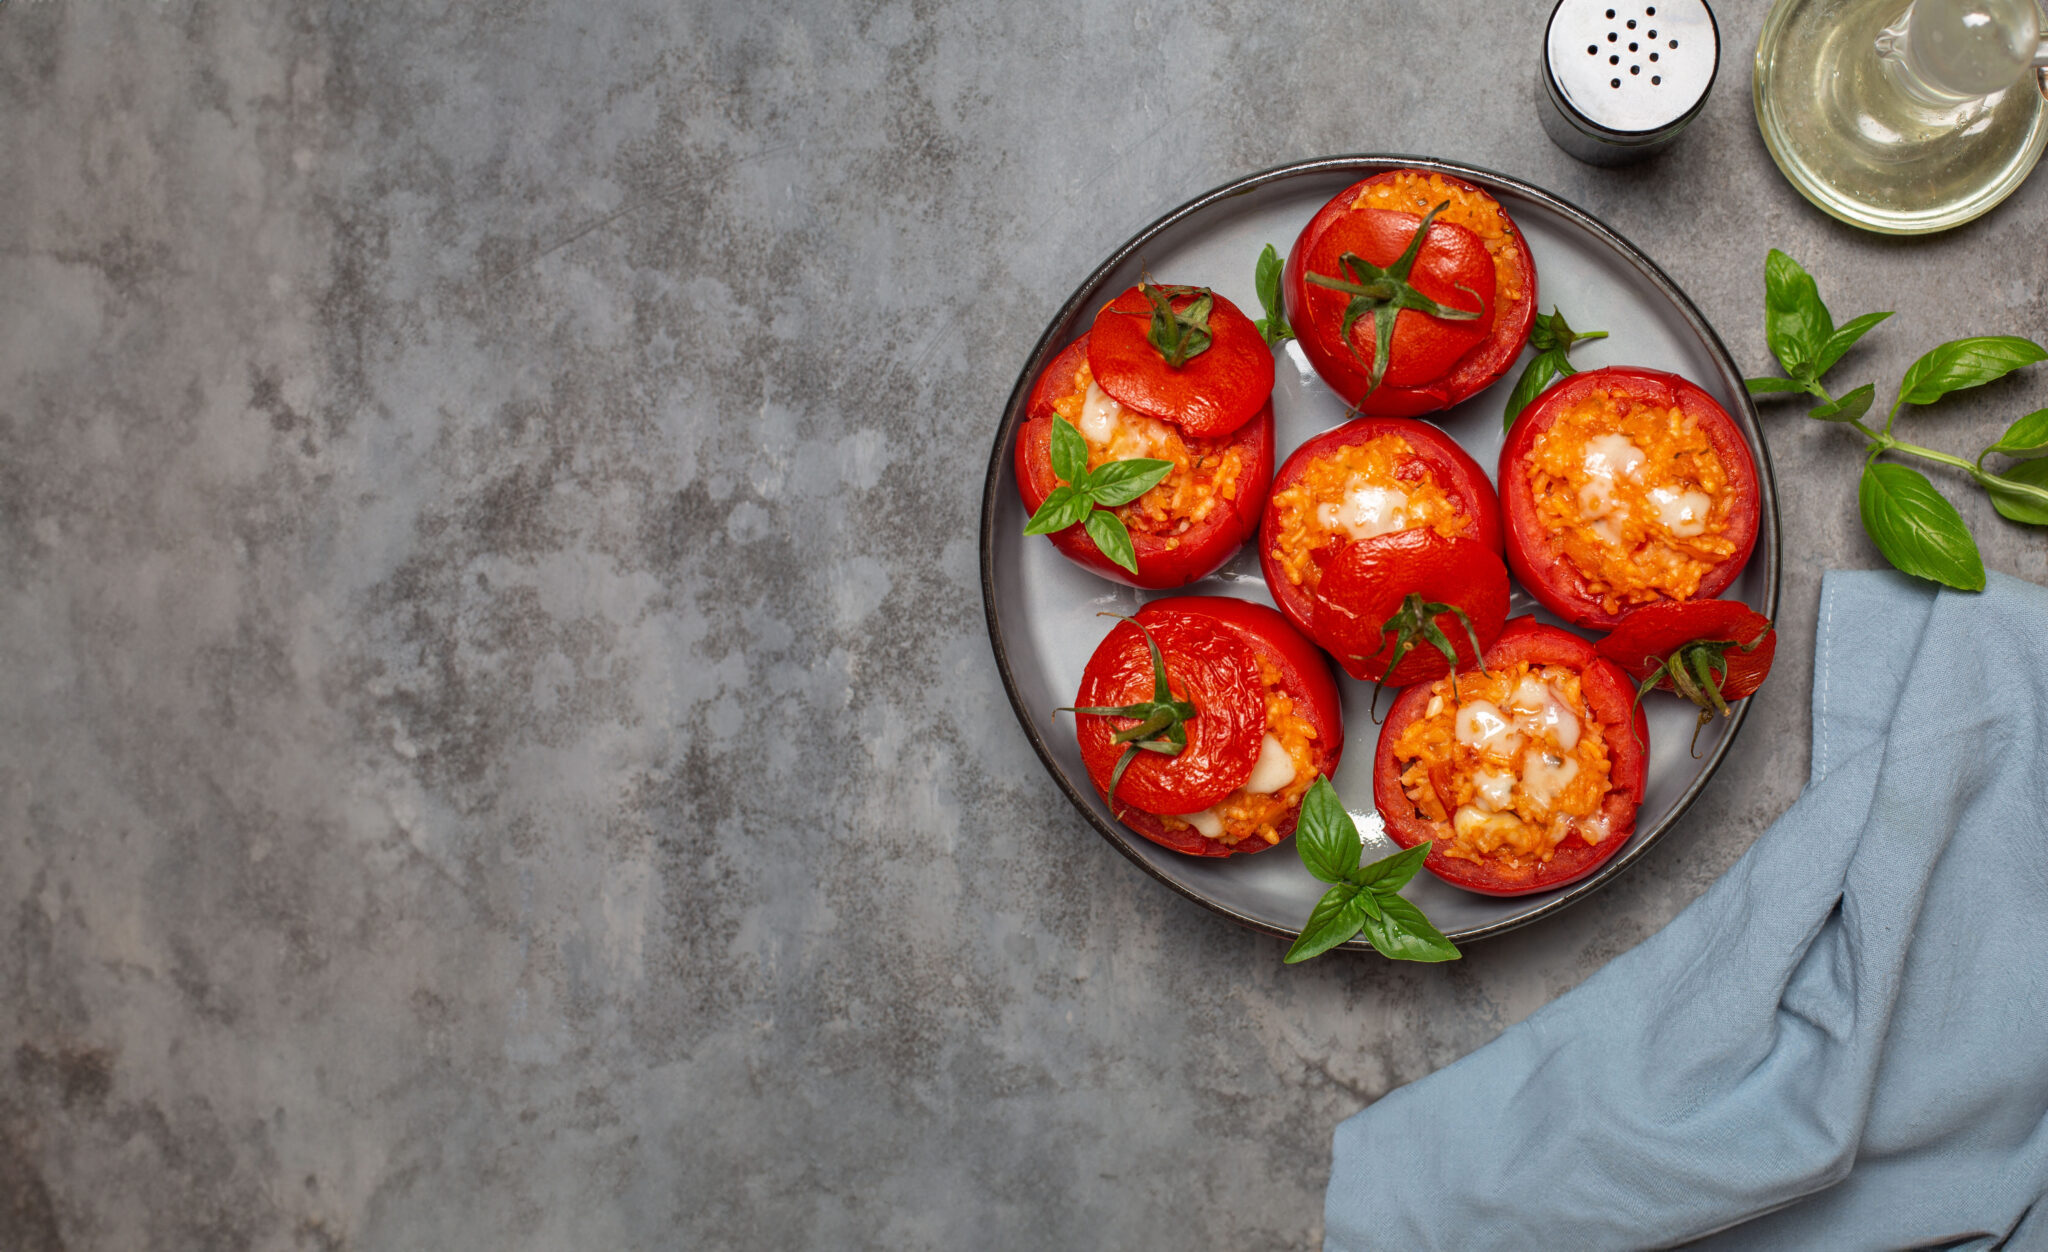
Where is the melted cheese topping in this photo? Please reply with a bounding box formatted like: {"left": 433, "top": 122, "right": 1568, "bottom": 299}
{"left": 1525, "top": 388, "right": 1739, "bottom": 616}
{"left": 1157, "top": 654, "right": 1319, "bottom": 848}
{"left": 1266, "top": 435, "right": 1470, "bottom": 592}
{"left": 1352, "top": 170, "right": 1525, "bottom": 305}
{"left": 1389, "top": 662, "right": 1614, "bottom": 869}
{"left": 1051, "top": 361, "right": 1246, "bottom": 542}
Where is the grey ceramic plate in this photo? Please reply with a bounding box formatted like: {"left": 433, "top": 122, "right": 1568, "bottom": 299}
{"left": 980, "top": 156, "right": 1780, "bottom": 947}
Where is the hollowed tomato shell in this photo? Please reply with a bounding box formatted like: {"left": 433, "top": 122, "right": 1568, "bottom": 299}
{"left": 1283, "top": 171, "right": 1537, "bottom": 417}
{"left": 1088, "top": 286, "right": 1275, "bottom": 438}
{"left": 1076, "top": 597, "right": 1344, "bottom": 858}
{"left": 1258, "top": 416, "right": 1502, "bottom": 643}
{"left": 1500, "top": 366, "right": 1762, "bottom": 631}
{"left": 1372, "top": 617, "right": 1649, "bottom": 896}
{"left": 1598, "top": 599, "right": 1777, "bottom": 702}
{"left": 1015, "top": 337, "right": 1274, "bottom": 589}
{"left": 1311, "top": 531, "right": 1511, "bottom": 687}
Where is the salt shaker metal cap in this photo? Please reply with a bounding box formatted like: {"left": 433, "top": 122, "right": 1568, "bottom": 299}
{"left": 1538, "top": 0, "right": 1721, "bottom": 165}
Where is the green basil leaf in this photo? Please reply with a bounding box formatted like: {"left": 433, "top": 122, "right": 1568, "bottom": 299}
{"left": 1764, "top": 249, "right": 1833, "bottom": 378}
{"left": 1049, "top": 416, "right": 1088, "bottom": 484}
{"left": 1254, "top": 243, "right": 1292, "bottom": 346}
{"left": 1085, "top": 457, "right": 1175, "bottom": 507}
{"left": 1022, "top": 484, "right": 1092, "bottom": 536}
{"left": 1811, "top": 310, "right": 1894, "bottom": 378}
{"left": 1360, "top": 893, "right": 1462, "bottom": 963}
{"left": 1293, "top": 775, "right": 1362, "bottom": 884}
{"left": 1528, "top": 315, "right": 1560, "bottom": 354}
{"left": 1082, "top": 508, "right": 1140, "bottom": 574}
{"left": 1857, "top": 461, "right": 1986, "bottom": 590}
{"left": 1808, "top": 383, "right": 1875, "bottom": 424}
{"left": 1986, "top": 408, "right": 2048, "bottom": 460}
{"left": 1745, "top": 376, "right": 1810, "bottom": 395}
{"left": 1285, "top": 884, "right": 1371, "bottom": 963}
{"left": 1503, "top": 350, "right": 1566, "bottom": 432}
{"left": 1897, "top": 336, "right": 2048, "bottom": 407}
{"left": 1350, "top": 840, "right": 1432, "bottom": 894}
{"left": 1986, "top": 459, "right": 2048, "bottom": 525}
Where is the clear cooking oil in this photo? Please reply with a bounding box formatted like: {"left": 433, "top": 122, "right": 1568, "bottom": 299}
{"left": 1755, "top": 0, "right": 2048, "bottom": 232}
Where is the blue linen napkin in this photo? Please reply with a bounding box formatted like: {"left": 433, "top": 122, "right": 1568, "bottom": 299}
{"left": 1325, "top": 569, "right": 2048, "bottom": 1251}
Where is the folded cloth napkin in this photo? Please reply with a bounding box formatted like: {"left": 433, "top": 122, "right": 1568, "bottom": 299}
{"left": 1325, "top": 569, "right": 2048, "bottom": 1252}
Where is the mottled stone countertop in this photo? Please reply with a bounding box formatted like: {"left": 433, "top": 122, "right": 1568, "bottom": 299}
{"left": 3, "top": 0, "right": 2044, "bottom": 1246}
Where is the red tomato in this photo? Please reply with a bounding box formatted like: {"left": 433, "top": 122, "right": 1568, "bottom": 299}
{"left": 1015, "top": 337, "right": 1275, "bottom": 588}
{"left": 1283, "top": 171, "right": 1537, "bottom": 416}
{"left": 1258, "top": 416, "right": 1502, "bottom": 642}
{"left": 1087, "top": 285, "right": 1274, "bottom": 438}
{"left": 1372, "top": 617, "right": 1649, "bottom": 896}
{"left": 1074, "top": 597, "right": 1344, "bottom": 858}
{"left": 1310, "top": 531, "right": 1511, "bottom": 686}
{"left": 1499, "top": 366, "right": 1762, "bottom": 631}
{"left": 1598, "top": 600, "right": 1777, "bottom": 703}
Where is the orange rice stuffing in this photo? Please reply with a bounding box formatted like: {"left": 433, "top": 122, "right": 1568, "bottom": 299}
{"left": 1390, "top": 662, "right": 1614, "bottom": 870}
{"left": 1353, "top": 171, "right": 1526, "bottom": 306}
{"left": 1051, "top": 359, "right": 1245, "bottom": 544}
{"left": 1266, "top": 435, "right": 1470, "bottom": 594}
{"left": 1159, "top": 653, "right": 1319, "bottom": 847}
{"left": 1524, "top": 388, "right": 1739, "bottom": 616}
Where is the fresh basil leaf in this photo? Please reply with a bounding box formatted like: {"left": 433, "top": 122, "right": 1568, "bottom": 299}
{"left": 1085, "top": 457, "right": 1175, "bottom": 507}
{"left": 1764, "top": 249, "right": 1833, "bottom": 378}
{"left": 1528, "top": 315, "right": 1560, "bottom": 354}
{"left": 1350, "top": 840, "right": 1431, "bottom": 894}
{"left": 1254, "top": 243, "right": 1292, "bottom": 346}
{"left": 1986, "top": 409, "right": 2048, "bottom": 460}
{"left": 1284, "top": 883, "right": 1369, "bottom": 963}
{"left": 1022, "top": 484, "right": 1092, "bottom": 536}
{"left": 1897, "top": 336, "right": 2048, "bottom": 407}
{"left": 1858, "top": 461, "right": 1986, "bottom": 590}
{"left": 1745, "top": 376, "right": 1810, "bottom": 395}
{"left": 1808, "top": 383, "right": 1875, "bottom": 424}
{"left": 1986, "top": 459, "right": 2048, "bottom": 525}
{"left": 1049, "top": 416, "right": 1088, "bottom": 484}
{"left": 1082, "top": 508, "right": 1140, "bottom": 574}
{"left": 1360, "top": 893, "right": 1462, "bottom": 963}
{"left": 1293, "top": 775, "right": 1362, "bottom": 884}
{"left": 1811, "top": 310, "right": 1894, "bottom": 378}
{"left": 1503, "top": 349, "right": 1567, "bottom": 432}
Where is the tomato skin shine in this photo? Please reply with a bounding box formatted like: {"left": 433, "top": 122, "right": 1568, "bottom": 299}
{"left": 1074, "top": 598, "right": 1344, "bottom": 859}
{"left": 1373, "top": 618, "right": 1648, "bottom": 896}
{"left": 1086, "top": 286, "right": 1274, "bottom": 439}
{"left": 1016, "top": 338, "right": 1274, "bottom": 589}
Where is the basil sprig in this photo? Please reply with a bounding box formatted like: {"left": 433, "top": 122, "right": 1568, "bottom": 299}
{"left": 1121, "top": 281, "right": 1215, "bottom": 367}
{"left": 1022, "top": 417, "right": 1173, "bottom": 575}
{"left": 1252, "top": 243, "right": 1293, "bottom": 347}
{"left": 1503, "top": 306, "right": 1608, "bottom": 431}
{"left": 1305, "top": 202, "right": 1482, "bottom": 400}
{"left": 1058, "top": 616, "right": 1195, "bottom": 817}
{"left": 1284, "top": 777, "right": 1460, "bottom": 964}
{"left": 1745, "top": 248, "right": 2048, "bottom": 591}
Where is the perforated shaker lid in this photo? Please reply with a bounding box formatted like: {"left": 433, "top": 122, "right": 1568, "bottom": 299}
{"left": 1545, "top": 0, "right": 1719, "bottom": 138}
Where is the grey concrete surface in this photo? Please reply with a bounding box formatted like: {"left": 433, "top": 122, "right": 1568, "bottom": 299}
{"left": 1, "top": 0, "right": 2044, "bottom": 1246}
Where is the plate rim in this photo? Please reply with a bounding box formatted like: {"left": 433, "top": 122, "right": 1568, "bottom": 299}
{"left": 978, "top": 153, "right": 1783, "bottom": 947}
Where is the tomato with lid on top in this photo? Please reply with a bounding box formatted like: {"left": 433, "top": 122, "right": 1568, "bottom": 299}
{"left": 1260, "top": 415, "right": 1502, "bottom": 644}
{"left": 1501, "top": 366, "right": 1761, "bottom": 631}
{"left": 1068, "top": 596, "right": 1343, "bottom": 858}
{"left": 1600, "top": 599, "right": 1777, "bottom": 750}
{"left": 1373, "top": 617, "right": 1648, "bottom": 895}
{"left": 1284, "top": 169, "right": 1538, "bottom": 416}
{"left": 1309, "top": 529, "right": 1511, "bottom": 689}
{"left": 1016, "top": 337, "right": 1274, "bottom": 588}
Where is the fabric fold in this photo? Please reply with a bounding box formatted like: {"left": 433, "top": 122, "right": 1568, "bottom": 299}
{"left": 1325, "top": 571, "right": 2048, "bottom": 1252}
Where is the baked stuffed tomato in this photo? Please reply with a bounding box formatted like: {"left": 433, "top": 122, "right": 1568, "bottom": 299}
{"left": 1016, "top": 314, "right": 1275, "bottom": 588}
{"left": 1068, "top": 596, "right": 1342, "bottom": 857}
{"left": 1283, "top": 169, "right": 1536, "bottom": 416}
{"left": 1310, "top": 529, "right": 1511, "bottom": 689}
{"left": 1373, "top": 617, "right": 1648, "bottom": 895}
{"left": 1500, "top": 366, "right": 1761, "bottom": 631}
{"left": 1258, "top": 417, "right": 1505, "bottom": 683}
